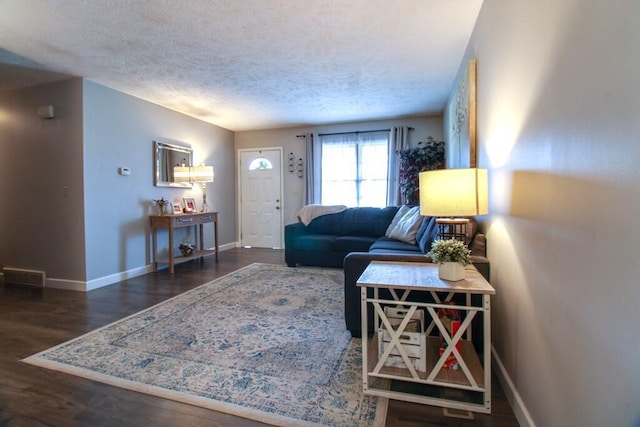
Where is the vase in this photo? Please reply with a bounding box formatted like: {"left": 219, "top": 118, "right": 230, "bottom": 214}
{"left": 157, "top": 205, "right": 166, "bottom": 215}
{"left": 438, "top": 262, "right": 466, "bottom": 281}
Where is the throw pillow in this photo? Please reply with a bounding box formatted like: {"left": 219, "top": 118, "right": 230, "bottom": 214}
{"left": 387, "top": 206, "right": 424, "bottom": 244}
{"left": 385, "top": 205, "right": 410, "bottom": 237}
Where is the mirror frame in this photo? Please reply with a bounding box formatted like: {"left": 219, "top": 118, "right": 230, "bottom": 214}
{"left": 154, "top": 141, "right": 194, "bottom": 188}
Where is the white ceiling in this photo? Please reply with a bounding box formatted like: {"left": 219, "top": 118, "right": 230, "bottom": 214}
{"left": 0, "top": 0, "right": 482, "bottom": 131}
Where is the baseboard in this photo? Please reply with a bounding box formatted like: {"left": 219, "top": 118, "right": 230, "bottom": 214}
{"left": 35, "top": 245, "right": 239, "bottom": 292}
{"left": 492, "top": 345, "right": 536, "bottom": 427}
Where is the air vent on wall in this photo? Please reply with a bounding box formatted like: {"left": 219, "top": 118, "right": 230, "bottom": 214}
{"left": 2, "top": 268, "right": 46, "bottom": 287}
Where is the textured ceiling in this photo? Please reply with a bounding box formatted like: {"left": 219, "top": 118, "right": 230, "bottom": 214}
{"left": 0, "top": 0, "right": 482, "bottom": 131}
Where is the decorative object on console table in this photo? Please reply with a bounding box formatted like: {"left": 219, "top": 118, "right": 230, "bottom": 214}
{"left": 171, "top": 202, "right": 182, "bottom": 214}
{"left": 182, "top": 197, "right": 197, "bottom": 213}
{"left": 152, "top": 197, "right": 170, "bottom": 215}
{"left": 191, "top": 165, "right": 214, "bottom": 212}
{"left": 427, "top": 238, "right": 471, "bottom": 281}
{"left": 419, "top": 168, "right": 488, "bottom": 241}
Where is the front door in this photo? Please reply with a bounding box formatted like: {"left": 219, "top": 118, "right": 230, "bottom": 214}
{"left": 239, "top": 148, "right": 283, "bottom": 248}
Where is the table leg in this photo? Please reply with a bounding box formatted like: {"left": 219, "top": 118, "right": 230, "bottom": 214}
{"left": 152, "top": 226, "right": 158, "bottom": 272}
{"left": 168, "top": 226, "right": 174, "bottom": 274}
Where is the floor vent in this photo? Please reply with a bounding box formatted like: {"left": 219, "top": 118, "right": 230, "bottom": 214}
{"left": 2, "top": 268, "right": 46, "bottom": 287}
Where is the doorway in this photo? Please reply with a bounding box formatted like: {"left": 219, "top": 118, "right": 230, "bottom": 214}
{"left": 238, "top": 148, "right": 284, "bottom": 248}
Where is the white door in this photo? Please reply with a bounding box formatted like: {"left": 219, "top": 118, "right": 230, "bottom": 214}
{"left": 239, "top": 148, "right": 283, "bottom": 248}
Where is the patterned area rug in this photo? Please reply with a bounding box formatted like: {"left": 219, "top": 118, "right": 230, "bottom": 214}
{"left": 22, "top": 263, "right": 387, "bottom": 427}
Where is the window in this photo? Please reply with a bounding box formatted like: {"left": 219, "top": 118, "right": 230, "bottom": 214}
{"left": 248, "top": 158, "right": 273, "bottom": 170}
{"left": 320, "top": 131, "right": 389, "bottom": 207}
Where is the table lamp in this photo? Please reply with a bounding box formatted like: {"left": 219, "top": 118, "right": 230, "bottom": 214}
{"left": 191, "top": 165, "right": 214, "bottom": 212}
{"left": 419, "top": 168, "right": 488, "bottom": 241}
{"left": 172, "top": 165, "right": 191, "bottom": 183}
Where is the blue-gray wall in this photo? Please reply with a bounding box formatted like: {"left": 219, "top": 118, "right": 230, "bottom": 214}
{"left": 0, "top": 78, "right": 235, "bottom": 290}
{"left": 82, "top": 80, "right": 235, "bottom": 288}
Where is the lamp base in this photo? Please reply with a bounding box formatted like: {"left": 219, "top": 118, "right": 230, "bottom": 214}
{"left": 435, "top": 218, "right": 469, "bottom": 242}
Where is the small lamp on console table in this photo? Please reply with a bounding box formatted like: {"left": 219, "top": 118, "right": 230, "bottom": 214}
{"left": 419, "top": 168, "right": 488, "bottom": 241}
{"left": 191, "top": 165, "right": 214, "bottom": 212}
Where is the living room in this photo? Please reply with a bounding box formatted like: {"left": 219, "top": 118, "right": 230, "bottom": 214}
{"left": 1, "top": 1, "right": 639, "bottom": 427}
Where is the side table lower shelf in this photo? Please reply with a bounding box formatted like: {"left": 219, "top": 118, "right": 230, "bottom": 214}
{"left": 367, "top": 334, "right": 485, "bottom": 389}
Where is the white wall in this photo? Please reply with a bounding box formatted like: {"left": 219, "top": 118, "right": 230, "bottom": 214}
{"left": 234, "top": 115, "right": 443, "bottom": 226}
{"left": 460, "top": 1, "right": 640, "bottom": 426}
{"left": 83, "top": 80, "right": 236, "bottom": 285}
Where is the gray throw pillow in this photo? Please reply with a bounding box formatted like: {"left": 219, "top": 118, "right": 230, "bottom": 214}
{"left": 387, "top": 206, "right": 424, "bottom": 244}
{"left": 385, "top": 205, "right": 410, "bottom": 237}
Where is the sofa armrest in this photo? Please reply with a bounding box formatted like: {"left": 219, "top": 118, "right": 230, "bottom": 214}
{"left": 284, "top": 222, "right": 307, "bottom": 266}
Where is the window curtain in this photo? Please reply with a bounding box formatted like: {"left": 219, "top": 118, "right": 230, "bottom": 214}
{"left": 386, "top": 126, "right": 411, "bottom": 206}
{"left": 304, "top": 133, "right": 321, "bottom": 204}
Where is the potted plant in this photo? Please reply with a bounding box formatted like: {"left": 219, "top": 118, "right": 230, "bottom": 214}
{"left": 397, "top": 136, "right": 445, "bottom": 205}
{"left": 427, "top": 239, "right": 471, "bottom": 281}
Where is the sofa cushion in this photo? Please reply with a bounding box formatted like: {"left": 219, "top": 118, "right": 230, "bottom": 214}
{"left": 332, "top": 236, "right": 378, "bottom": 252}
{"left": 370, "top": 237, "right": 422, "bottom": 253}
{"left": 387, "top": 206, "right": 424, "bottom": 244}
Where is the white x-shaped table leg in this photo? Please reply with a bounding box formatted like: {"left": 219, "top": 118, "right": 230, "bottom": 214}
{"left": 426, "top": 305, "right": 478, "bottom": 388}
{"left": 372, "top": 302, "right": 421, "bottom": 379}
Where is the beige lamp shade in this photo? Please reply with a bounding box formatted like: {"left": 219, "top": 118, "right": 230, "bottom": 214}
{"left": 191, "top": 165, "right": 214, "bottom": 183}
{"left": 419, "top": 168, "right": 488, "bottom": 217}
{"left": 173, "top": 166, "right": 192, "bottom": 183}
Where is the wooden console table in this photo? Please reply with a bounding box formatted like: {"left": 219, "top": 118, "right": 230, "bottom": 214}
{"left": 150, "top": 212, "right": 218, "bottom": 274}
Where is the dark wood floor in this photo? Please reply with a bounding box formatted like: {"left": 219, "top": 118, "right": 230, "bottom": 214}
{"left": 0, "top": 248, "right": 519, "bottom": 427}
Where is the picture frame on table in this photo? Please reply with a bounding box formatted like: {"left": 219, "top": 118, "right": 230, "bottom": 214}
{"left": 171, "top": 203, "right": 182, "bottom": 214}
{"left": 446, "top": 58, "right": 477, "bottom": 168}
{"left": 182, "top": 197, "right": 197, "bottom": 213}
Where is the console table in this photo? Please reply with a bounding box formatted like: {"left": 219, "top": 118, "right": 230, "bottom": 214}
{"left": 150, "top": 212, "right": 218, "bottom": 274}
{"left": 357, "top": 261, "right": 495, "bottom": 413}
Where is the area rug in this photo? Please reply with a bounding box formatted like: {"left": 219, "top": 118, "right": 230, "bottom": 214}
{"left": 22, "top": 263, "right": 387, "bottom": 427}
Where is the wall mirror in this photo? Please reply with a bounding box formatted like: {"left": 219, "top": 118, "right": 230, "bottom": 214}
{"left": 154, "top": 141, "right": 193, "bottom": 188}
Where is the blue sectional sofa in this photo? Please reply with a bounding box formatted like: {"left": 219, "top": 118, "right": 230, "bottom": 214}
{"left": 284, "top": 206, "right": 490, "bottom": 342}
{"left": 284, "top": 206, "right": 441, "bottom": 268}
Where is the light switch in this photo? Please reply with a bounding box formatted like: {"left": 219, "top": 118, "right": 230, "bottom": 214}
{"left": 119, "top": 167, "right": 131, "bottom": 176}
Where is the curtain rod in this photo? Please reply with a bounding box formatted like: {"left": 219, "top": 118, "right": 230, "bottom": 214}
{"left": 297, "top": 127, "right": 413, "bottom": 138}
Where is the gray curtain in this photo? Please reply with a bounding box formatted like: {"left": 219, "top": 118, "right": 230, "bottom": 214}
{"left": 386, "top": 126, "right": 410, "bottom": 205}
{"left": 304, "top": 133, "right": 320, "bottom": 204}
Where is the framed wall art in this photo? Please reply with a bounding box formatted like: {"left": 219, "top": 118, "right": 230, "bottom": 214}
{"left": 446, "top": 58, "right": 477, "bottom": 168}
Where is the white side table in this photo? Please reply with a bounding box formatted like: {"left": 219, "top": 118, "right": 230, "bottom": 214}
{"left": 357, "top": 261, "right": 495, "bottom": 414}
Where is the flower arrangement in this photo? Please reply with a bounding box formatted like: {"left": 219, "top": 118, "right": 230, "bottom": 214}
{"left": 427, "top": 239, "right": 471, "bottom": 265}
{"left": 153, "top": 197, "right": 170, "bottom": 214}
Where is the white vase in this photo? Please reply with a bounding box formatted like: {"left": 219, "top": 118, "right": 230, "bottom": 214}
{"left": 438, "top": 262, "right": 466, "bottom": 281}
